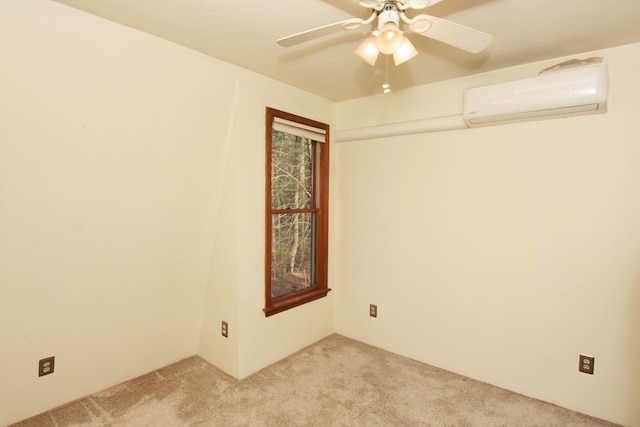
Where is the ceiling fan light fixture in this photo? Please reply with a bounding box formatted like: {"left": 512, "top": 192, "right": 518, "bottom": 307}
{"left": 377, "top": 22, "right": 403, "bottom": 54}
{"left": 354, "top": 34, "right": 379, "bottom": 66}
{"left": 393, "top": 36, "right": 418, "bottom": 65}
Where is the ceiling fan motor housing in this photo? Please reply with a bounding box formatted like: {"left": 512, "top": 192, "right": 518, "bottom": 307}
{"left": 378, "top": 3, "right": 400, "bottom": 28}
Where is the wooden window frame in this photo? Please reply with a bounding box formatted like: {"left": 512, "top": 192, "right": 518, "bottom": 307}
{"left": 264, "top": 107, "right": 330, "bottom": 317}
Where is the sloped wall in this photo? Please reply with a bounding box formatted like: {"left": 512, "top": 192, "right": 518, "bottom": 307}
{"left": 195, "top": 69, "right": 337, "bottom": 381}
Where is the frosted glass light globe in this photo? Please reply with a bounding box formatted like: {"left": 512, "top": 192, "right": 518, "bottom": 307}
{"left": 376, "top": 22, "right": 403, "bottom": 54}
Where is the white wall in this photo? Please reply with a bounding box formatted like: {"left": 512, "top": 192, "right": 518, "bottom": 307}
{"left": 0, "top": 1, "right": 334, "bottom": 425}
{"left": 0, "top": 1, "right": 219, "bottom": 423}
{"left": 333, "top": 43, "right": 640, "bottom": 427}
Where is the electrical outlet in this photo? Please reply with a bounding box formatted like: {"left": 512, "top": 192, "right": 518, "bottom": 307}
{"left": 38, "top": 356, "right": 55, "bottom": 377}
{"left": 579, "top": 354, "right": 595, "bottom": 375}
{"left": 369, "top": 304, "right": 377, "bottom": 318}
{"left": 221, "top": 321, "right": 228, "bottom": 338}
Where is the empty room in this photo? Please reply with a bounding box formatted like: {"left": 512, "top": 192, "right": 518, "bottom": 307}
{"left": 0, "top": 0, "right": 638, "bottom": 426}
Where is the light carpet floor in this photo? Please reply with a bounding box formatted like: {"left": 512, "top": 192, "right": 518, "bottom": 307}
{"left": 11, "top": 334, "right": 620, "bottom": 427}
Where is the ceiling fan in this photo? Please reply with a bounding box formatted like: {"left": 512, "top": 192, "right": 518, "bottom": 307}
{"left": 277, "top": 0, "right": 493, "bottom": 67}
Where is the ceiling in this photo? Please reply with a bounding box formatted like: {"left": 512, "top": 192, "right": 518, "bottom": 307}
{"left": 53, "top": 0, "right": 640, "bottom": 102}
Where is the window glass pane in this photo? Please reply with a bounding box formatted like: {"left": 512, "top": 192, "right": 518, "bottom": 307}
{"left": 265, "top": 108, "right": 329, "bottom": 317}
{"left": 271, "top": 213, "right": 315, "bottom": 299}
{"left": 271, "top": 130, "right": 313, "bottom": 210}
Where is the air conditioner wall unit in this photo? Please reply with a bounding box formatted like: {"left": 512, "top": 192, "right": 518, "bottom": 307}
{"left": 462, "top": 64, "right": 609, "bottom": 127}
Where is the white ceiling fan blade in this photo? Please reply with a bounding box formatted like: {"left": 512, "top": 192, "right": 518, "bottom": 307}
{"left": 411, "top": 14, "right": 493, "bottom": 53}
{"left": 356, "top": 0, "right": 443, "bottom": 9}
{"left": 402, "top": 0, "right": 444, "bottom": 10}
{"left": 277, "top": 18, "right": 365, "bottom": 47}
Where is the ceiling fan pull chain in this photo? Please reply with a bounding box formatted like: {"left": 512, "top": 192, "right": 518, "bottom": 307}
{"left": 383, "top": 56, "right": 392, "bottom": 94}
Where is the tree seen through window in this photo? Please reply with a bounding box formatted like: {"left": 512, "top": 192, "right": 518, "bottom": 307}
{"left": 264, "top": 108, "right": 330, "bottom": 316}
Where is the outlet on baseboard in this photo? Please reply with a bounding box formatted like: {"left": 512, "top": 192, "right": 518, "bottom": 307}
{"left": 369, "top": 304, "right": 377, "bottom": 318}
{"left": 221, "top": 321, "right": 228, "bottom": 338}
{"left": 39, "top": 356, "right": 55, "bottom": 377}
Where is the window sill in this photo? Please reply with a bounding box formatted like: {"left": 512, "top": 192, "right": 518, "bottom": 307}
{"left": 264, "top": 288, "right": 331, "bottom": 317}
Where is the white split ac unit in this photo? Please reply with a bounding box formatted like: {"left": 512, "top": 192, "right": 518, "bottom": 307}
{"left": 462, "top": 63, "right": 609, "bottom": 127}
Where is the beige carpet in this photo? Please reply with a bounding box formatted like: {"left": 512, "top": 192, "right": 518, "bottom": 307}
{"left": 11, "top": 334, "right": 619, "bottom": 427}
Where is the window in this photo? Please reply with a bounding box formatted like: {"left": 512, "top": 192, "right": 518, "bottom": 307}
{"left": 264, "top": 108, "right": 330, "bottom": 316}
